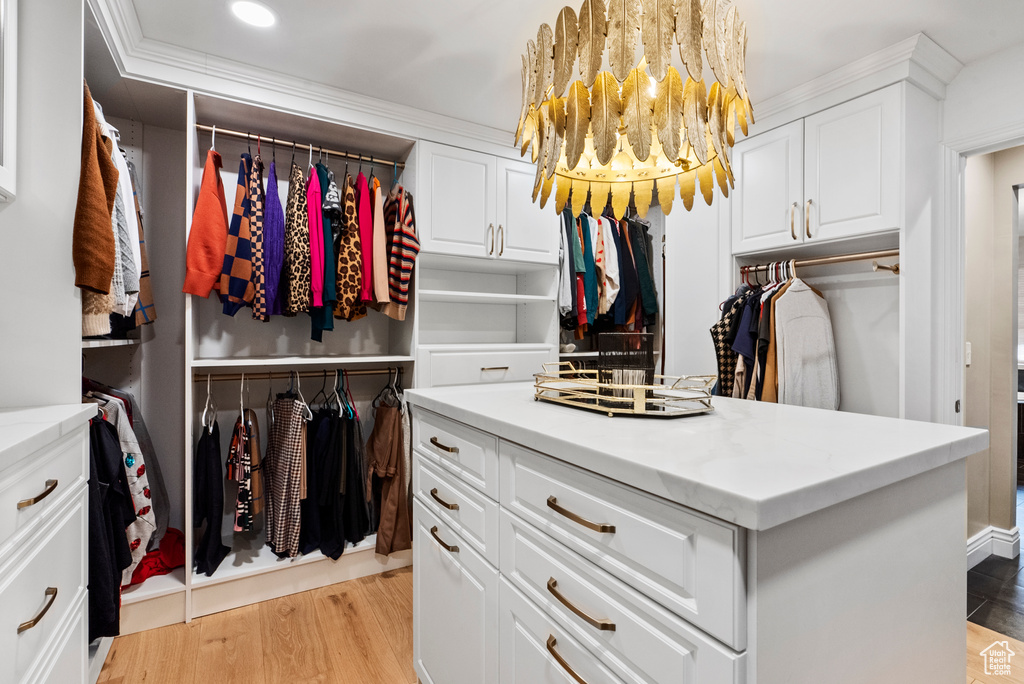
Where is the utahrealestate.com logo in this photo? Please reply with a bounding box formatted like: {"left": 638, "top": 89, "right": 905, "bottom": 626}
{"left": 981, "top": 640, "right": 1016, "bottom": 676}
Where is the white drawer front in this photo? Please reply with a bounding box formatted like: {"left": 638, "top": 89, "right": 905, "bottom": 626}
{"left": 414, "top": 453, "right": 500, "bottom": 566}
{"left": 413, "top": 498, "right": 499, "bottom": 684}
{"left": 414, "top": 409, "right": 498, "bottom": 498}
{"left": 500, "top": 577, "right": 629, "bottom": 684}
{"left": 500, "top": 441, "right": 745, "bottom": 650}
{"left": 0, "top": 494, "right": 87, "bottom": 684}
{"left": 502, "top": 510, "right": 745, "bottom": 684}
{"left": 35, "top": 605, "right": 86, "bottom": 684}
{"left": 0, "top": 431, "right": 87, "bottom": 557}
{"left": 423, "top": 348, "right": 550, "bottom": 387}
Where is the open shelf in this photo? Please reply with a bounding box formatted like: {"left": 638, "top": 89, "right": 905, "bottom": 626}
{"left": 191, "top": 355, "right": 414, "bottom": 370}
{"left": 82, "top": 338, "right": 140, "bottom": 349}
{"left": 560, "top": 351, "right": 600, "bottom": 358}
{"left": 419, "top": 289, "right": 555, "bottom": 305}
{"left": 121, "top": 567, "right": 186, "bottom": 605}
{"left": 192, "top": 535, "right": 378, "bottom": 588}
{"left": 417, "top": 342, "right": 555, "bottom": 353}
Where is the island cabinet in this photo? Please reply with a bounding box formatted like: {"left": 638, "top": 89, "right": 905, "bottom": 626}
{"left": 407, "top": 382, "right": 988, "bottom": 684}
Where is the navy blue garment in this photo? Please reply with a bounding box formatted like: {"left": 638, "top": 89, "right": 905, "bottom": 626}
{"left": 581, "top": 216, "right": 599, "bottom": 326}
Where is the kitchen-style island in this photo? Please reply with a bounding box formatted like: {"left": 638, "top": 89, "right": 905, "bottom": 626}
{"left": 406, "top": 382, "right": 988, "bottom": 684}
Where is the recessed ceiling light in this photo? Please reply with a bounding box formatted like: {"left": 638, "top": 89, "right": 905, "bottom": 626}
{"left": 231, "top": 1, "right": 276, "bottom": 28}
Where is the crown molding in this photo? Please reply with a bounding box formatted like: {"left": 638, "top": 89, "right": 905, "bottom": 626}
{"left": 87, "top": 0, "right": 519, "bottom": 158}
{"left": 750, "top": 33, "right": 963, "bottom": 135}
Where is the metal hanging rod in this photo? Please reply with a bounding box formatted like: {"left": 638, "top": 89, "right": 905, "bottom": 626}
{"left": 742, "top": 249, "right": 900, "bottom": 273}
{"left": 192, "top": 367, "right": 403, "bottom": 383}
{"left": 195, "top": 124, "right": 406, "bottom": 169}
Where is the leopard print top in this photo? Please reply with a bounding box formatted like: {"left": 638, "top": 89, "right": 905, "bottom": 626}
{"left": 282, "top": 161, "right": 311, "bottom": 315}
{"left": 333, "top": 174, "right": 366, "bottom": 321}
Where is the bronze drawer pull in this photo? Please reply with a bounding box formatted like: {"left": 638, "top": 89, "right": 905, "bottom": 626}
{"left": 429, "top": 437, "right": 459, "bottom": 454}
{"left": 546, "top": 496, "right": 616, "bottom": 534}
{"left": 18, "top": 587, "right": 58, "bottom": 634}
{"left": 790, "top": 202, "right": 798, "bottom": 240}
{"left": 547, "top": 578, "right": 615, "bottom": 631}
{"left": 480, "top": 366, "right": 510, "bottom": 372}
{"left": 498, "top": 224, "right": 505, "bottom": 257}
{"left": 488, "top": 223, "right": 495, "bottom": 255}
{"left": 546, "top": 635, "right": 588, "bottom": 684}
{"left": 805, "top": 199, "right": 813, "bottom": 238}
{"left": 430, "top": 488, "right": 460, "bottom": 511}
{"left": 429, "top": 526, "right": 459, "bottom": 553}
{"left": 17, "top": 479, "right": 58, "bottom": 510}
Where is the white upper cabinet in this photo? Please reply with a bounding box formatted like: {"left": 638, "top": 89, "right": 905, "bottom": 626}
{"left": 732, "top": 84, "right": 901, "bottom": 255}
{"left": 804, "top": 85, "right": 900, "bottom": 243}
{"left": 417, "top": 142, "right": 497, "bottom": 258}
{"left": 495, "top": 159, "right": 559, "bottom": 264}
{"left": 417, "top": 142, "right": 558, "bottom": 264}
{"left": 731, "top": 121, "right": 804, "bottom": 254}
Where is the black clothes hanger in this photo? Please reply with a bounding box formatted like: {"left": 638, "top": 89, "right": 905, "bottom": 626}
{"left": 246, "top": 132, "right": 251, "bottom": 157}
{"left": 291, "top": 141, "right": 296, "bottom": 166}
{"left": 311, "top": 370, "right": 329, "bottom": 409}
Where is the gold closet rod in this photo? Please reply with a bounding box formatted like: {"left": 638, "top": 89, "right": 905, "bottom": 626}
{"left": 195, "top": 124, "right": 406, "bottom": 169}
{"left": 742, "top": 249, "right": 900, "bottom": 274}
{"left": 192, "top": 367, "right": 404, "bottom": 383}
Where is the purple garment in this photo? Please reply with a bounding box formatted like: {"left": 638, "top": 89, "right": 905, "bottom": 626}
{"left": 264, "top": 161, "right": 286, "bottom": 316}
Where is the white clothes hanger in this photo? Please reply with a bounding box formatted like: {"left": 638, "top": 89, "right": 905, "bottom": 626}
{"left": 211, "top": 125, "right": 216, "bottom": 151}
{"left": 202, "top": 374, "right": 217, "bottom": 432}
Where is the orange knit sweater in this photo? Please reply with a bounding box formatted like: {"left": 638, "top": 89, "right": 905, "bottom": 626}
{"left": 183, "top": 150, "right": 229, "bottom": 297}
{"left": 72, "top": 82, "right": 119, "bottom": 294}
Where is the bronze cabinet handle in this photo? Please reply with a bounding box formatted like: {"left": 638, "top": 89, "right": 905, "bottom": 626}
{"left": 498, "top": 224, "right": 505, "bottom": 256}
{"left": 546, "top": 635, "right": 589, "bottom": 684}
{"left": 429, "top": 526, "right": 459, "bottom": 553}
{"left": 18, "top": 587, "right": 58, "bottom": 634}
{"left": 429, "top": 437, "right": 459, "bottom": 454}
{"left": 805, "top": 199, "right": 812, "bottom": 238}
{"left": 430, "top": 488, "right": 460, "bottom": 511}
{"left": 488, "top": 223, "right": 495, "bottom": 255}
{"left": 17, "top": 479, "right": 58, "bottom": 510}
{"left": 790, "top": 202, "right": 798, "bottom": 240}
{"left": 547, "top": 578, "right": 615, "bottom": 631}
{"left": 546, "top": 496, "right": 616, "bottom": 534}
{"left": 480, "top": 366, "right": 510, "bottom": 372}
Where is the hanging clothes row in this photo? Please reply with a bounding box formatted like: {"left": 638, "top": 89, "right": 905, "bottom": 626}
{"left": 558, "top": 210, "right": 659, "bottom": 341}
{"left": 83, "top": 377, "right": 180, "bottom": 642}
{"left": 72, "top": 82, "right": 158, "bottom": 338}
{"left": 711, "top": 260, "right": 840, "bottom": 410}
{"left": 193, "top": 368, "right": 411, "bottom": 577}
{"left": 183, "top": 128, "right": 420, "bottom": 343}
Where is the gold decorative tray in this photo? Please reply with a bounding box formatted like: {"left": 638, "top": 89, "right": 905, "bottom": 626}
{"left": 533, "top": 363, "right": 716, "bottom": 418}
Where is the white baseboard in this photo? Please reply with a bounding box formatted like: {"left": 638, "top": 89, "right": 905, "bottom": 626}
{"left": 967, "top": 525, "right": 1021, "bottom": 569}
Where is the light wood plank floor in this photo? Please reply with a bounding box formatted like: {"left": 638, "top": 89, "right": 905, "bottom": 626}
{"left": 102, "top": 571, "right": 1018, "bottom": 683}
{"left": 968, "top": 620, "right": 1024, "bottom": 684}
{"left": 98, "top": 567, "right": 415, "bottom": 684}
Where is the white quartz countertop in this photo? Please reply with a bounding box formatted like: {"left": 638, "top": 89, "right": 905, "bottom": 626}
{"left": 0, "top": 404, "right": 97, "bottom": 470}
{"left": 405, "top": 383, "right": 988, "bottom": 531}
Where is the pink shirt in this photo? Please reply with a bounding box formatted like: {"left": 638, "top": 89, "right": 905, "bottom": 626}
{"left": 307, "top": 169, "right": 324, "bottom": 307}
{"left": 356, "top": 172, "right": 373, "bottom": 302}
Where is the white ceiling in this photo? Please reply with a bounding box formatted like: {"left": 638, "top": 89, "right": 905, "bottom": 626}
{"left": 126, "top": 0, "right": 1024, "bottom": 133}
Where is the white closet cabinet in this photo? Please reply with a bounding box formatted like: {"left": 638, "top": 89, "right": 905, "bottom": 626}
{"left": 732, "top": 84, "right": 900, "bottom": 255}
{"left": 417, "top": 143, "right": 496, "bottom": 258}
{"left": 495, "top": 158, "right": 560, "bottom": 264}
{"left": 0, "top": 405, "right": 94, "bottom": 684}
{"left": 417, "top": 142, "right": 558, "bottom": 264}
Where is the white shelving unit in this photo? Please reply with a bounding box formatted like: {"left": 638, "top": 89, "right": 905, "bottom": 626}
{"left": 82, "top": 338, "right": 140, "bottom": 349}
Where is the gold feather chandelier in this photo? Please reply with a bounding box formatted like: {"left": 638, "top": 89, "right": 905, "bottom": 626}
{"left": 516, "top": 0, "right": 754, "bottom": 218}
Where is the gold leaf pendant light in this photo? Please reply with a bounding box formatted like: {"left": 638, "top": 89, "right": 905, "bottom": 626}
{"left": 518, "top": 0, "right": 753, "bottom": 218}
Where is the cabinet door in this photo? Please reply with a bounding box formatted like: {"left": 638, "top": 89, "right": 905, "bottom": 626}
{"left": 731, "top": 120, "right": 804, "bottom": 255}
{"left": 413, "top": 498, "right": 499, "bottom": 684}
{"left": 417, "top": 142, "right": 496, "bottom": 258}
{"left": 496, "top": 158, "right": 560, "bottom": 264}
{"left": 804, "top": 84, "right": 900, "bottom": 243}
